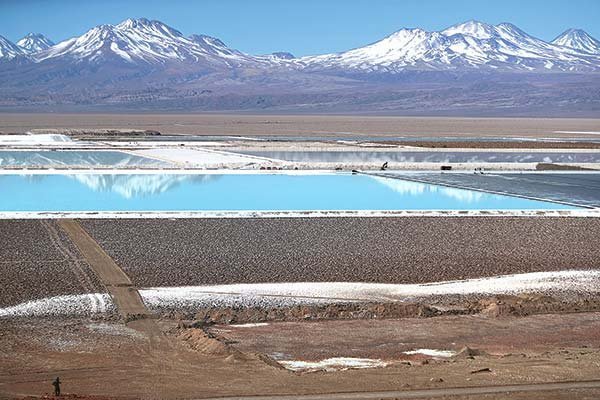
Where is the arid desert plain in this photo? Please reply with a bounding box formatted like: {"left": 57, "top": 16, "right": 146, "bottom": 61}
{"left": 1, "top": 115, "right": 600, "bottom": 400}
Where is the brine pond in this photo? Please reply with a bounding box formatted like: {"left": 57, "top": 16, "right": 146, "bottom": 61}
{"left": 0, "top": 150, "right": 171, "bottom": 168}
{"left": 0, "top": 172, "right": 578, "bottom": 212}
{"left": 237, "top": 151, "right": 600, "bottom": 164}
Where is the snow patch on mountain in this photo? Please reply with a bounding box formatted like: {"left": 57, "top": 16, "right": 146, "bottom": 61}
{"left": 16, "top": 33, "right": 54, "bottom": 54}
{"left": 0, "top": 35, "right": 25, "bottom": 60}
{"left": 443, "top": 20, "right": 497, "bottom": 40}
{"left": 552, "top": 29, "right": 600, "bottom": 54}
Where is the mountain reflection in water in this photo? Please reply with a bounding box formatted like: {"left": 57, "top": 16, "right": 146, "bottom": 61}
{"left": 372, "top": 177, "right": 486, "bottom": 203}
{"left": 68, "top": 174, "right": 219, "bottom": 198}
{"left": 0, "top": 173, "right": 578, "bottom": 212}
{"left": 0, "top": 150, "right": 171, "bottom": 168}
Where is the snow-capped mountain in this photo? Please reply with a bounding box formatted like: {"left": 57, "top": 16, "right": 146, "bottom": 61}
{"left": 552, "top": 29, "right": 600, "bottom": 54}
{"left": 16, "top": 33, "right": 54, "bottom": 54}
{"left": 0, "top": 18, "right": 598, "bottom": 114}
{"left": 7, "top": 18, "right": 599, "bottom": 72}
{"left": 300, "top": 20, "right": 600, "bottom": 72}
{"left": 0, "top": 35, "right": 25, "bottom": 60}
{"left": 34, "top": 18, "right": 260, "bottom": 67}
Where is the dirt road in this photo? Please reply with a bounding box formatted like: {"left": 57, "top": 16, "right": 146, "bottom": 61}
{"left": 57, "top": 219, "right": 148, "bottom": 319}
{"left": 57, "top": 219, "right": 178, "bottom": 399}
{"left": 204, "top": 380, "right": 600, "bottom": 400}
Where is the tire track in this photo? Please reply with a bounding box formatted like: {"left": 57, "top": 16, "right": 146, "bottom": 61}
{"left": 56, "top": 219, "right": 149, "bottom": 318}
{"left": 40, "top": 220, "right": 98, "bottom": 302}
{"left": 55, "top": 219, "right": 170, "bottom": 399}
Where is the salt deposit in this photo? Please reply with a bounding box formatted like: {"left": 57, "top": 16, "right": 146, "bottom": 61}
{"left": 2, "top": 270, "right": 598, "bottom": 318}
{"left": 279, "top": 357, "right": 387, "bottom": 372}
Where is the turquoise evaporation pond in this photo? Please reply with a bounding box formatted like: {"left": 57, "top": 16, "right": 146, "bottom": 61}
{"left": 0, "top": 150, "right": 171, "bottom": 168}
{"left": 1, "top": 173, "right": 578, "bottom": 212}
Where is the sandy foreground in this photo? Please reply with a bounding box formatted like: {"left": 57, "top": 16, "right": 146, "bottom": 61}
{"left": 1, "top": 311, "right": 600, "bottom": 400}
{"left": 3, "top": 298, "right": 600, "bottom": 400}
{"left": 1, "top": 217, "right": 600, "bottom": 399}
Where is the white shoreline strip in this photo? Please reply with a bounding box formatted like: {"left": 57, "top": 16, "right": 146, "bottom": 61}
{"left": 2, "top": 270, "right": 599, "bottom": 318}
{"left": 1, "top": 169, "right": 599, "bottom": 176}
{"left": 222, "top": 146, "right": 600, "bottom": 153}
{"left": 0, "top": 294, "right": 112, "bottom": 318}
{"left": 140, "top": 270, "right": 600, "bottom": 304}
{"left": 1, "top": 209, "right": 599, "bottom": 220}
{"left": 554, "top": 131, "right": 600, "bottom": 135}
{"left": 0, "top": 169, "right": 333, "bottom": 175}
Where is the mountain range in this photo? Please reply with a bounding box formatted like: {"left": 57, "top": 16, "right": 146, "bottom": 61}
{"left": 0, "top": 18, "right": 599, "bottom": 115}
{"left": 302, "top": 21, "right": 600, "bottom": 72}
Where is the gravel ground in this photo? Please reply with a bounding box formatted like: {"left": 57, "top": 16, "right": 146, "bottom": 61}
{"left": 213, "top": 312, "right": 600, "bottom": 361}
{"left": 81, "top": 217, "right": 600, "bottom": 288}
{"left": 0, "top": 220, "right": 105, "bottom": 307}
{"left": 3, "top": 114, "right": 599, "bottom": 137}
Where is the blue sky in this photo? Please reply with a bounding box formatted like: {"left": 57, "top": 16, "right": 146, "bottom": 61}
{"left": 1, "top": 0, "right": 599, "bottom": 56}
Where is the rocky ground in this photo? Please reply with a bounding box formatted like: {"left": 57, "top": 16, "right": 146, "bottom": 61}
{"left": 0, "top": 220, "right": 105, "bottom": 307}
{"left": 212, "top": 310, "right": 600, "bottom": 361}
{"left": 81, "top": 217, "right": 600, "bottom": 288}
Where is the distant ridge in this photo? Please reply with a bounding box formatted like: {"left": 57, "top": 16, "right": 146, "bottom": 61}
{"left": 300, "top": 20, "right": 600, "bottom": 72}
{"left": 1, "top": 18, "right": 598, "bottom": 72}
{"left": 0, "top": 18, "right": 598, "bottom": 114}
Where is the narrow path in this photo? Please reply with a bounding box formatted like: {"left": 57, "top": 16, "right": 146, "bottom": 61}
{"left": 57, "top": 219, "right": 149, "bottom": 318}
{"left": 58, "top": 219, "right": 170, "bottom": 399}
{"left": 203, "top": 380, "right": 600, "bottom": 400}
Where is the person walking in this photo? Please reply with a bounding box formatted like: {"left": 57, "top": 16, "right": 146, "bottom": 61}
{"left": 52, "top": 377, "right": 61, "bottom": 397}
